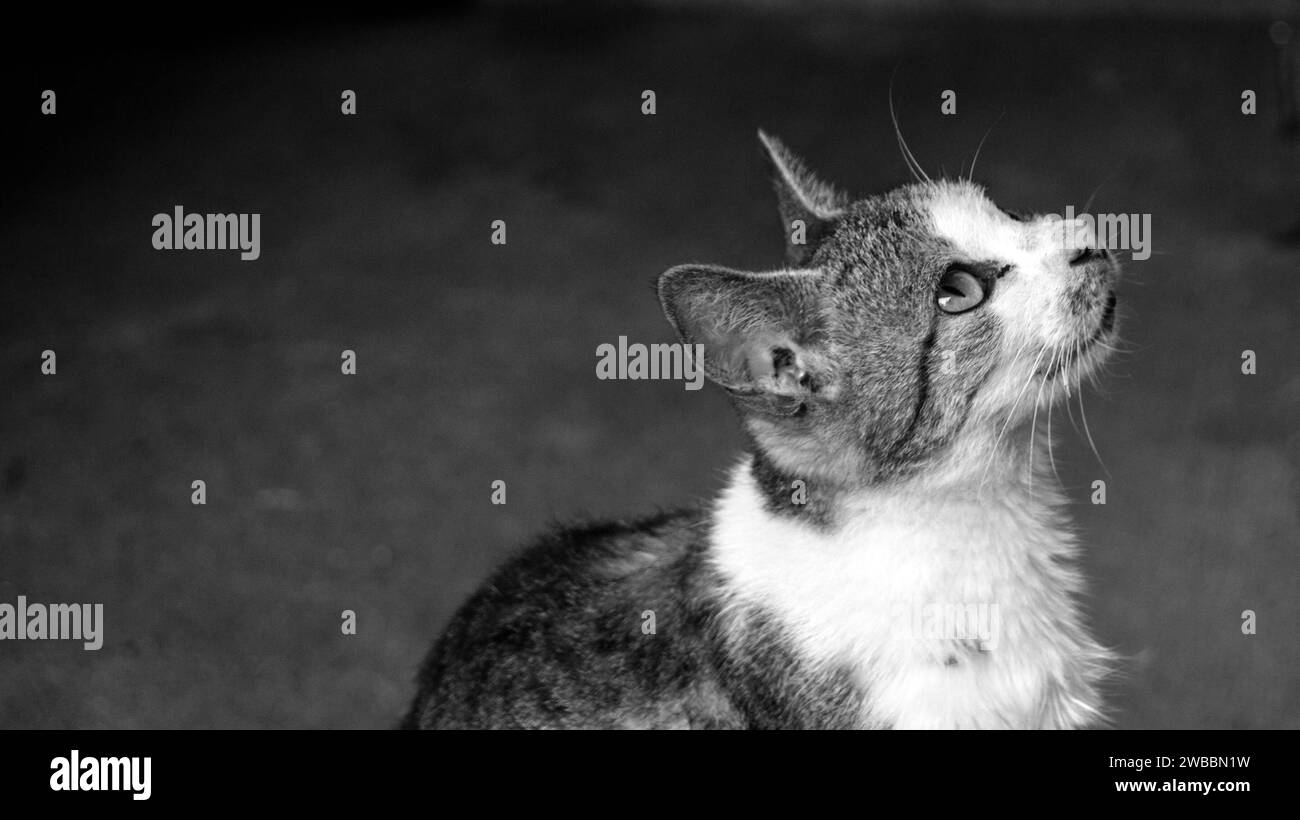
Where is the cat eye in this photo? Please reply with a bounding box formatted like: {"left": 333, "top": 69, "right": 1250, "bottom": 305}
{"left": 937, "top": 268, "right": 987, "bottom": 314}
{"left": 1000, "top": 207, "right": 1029, "bottom": 222}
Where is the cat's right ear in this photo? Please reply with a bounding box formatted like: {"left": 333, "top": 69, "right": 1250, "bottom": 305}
{"left": 758, "top": 130, "right": 846, "bottom": 265}
{"left": 658, "top": 264, "right": 833, "bottom": 412}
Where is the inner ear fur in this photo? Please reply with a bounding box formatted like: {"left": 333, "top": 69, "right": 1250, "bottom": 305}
{"left": 657, "top": 264, "right": 833, "bottom": 407}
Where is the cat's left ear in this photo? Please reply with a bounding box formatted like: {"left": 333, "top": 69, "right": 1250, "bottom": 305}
{"left": 658, "top": 263, "right": 834, "bottom": 413}
{"left": 758, "top": 130, "right": 847, "bottom": 265}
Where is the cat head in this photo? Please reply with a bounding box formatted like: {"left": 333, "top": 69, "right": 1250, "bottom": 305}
{"left": 658, "top": 131, "right": 1120, "bottom": 488}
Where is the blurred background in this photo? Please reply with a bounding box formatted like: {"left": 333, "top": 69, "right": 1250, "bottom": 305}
{"left": 1, "top": 0, "right": 1297, "bottom": 728}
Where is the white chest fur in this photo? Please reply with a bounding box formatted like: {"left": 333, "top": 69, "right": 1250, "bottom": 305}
{"left": 709, "top": 460, "right": 1110, "bottom": 729}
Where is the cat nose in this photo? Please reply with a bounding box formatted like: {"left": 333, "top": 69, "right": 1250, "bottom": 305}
{"left": 1068, "top": 245, "right": 1119, "bottom": 290}
{"left": 1069, "top": 246, "right": 1110, "bottom": 266}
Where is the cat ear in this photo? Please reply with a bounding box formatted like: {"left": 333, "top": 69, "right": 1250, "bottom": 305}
{"left": 658, "top": 263, "right": 832, "bottom": 411}
{"left": 758, "top": 130, "right": 846, "bottom": 265}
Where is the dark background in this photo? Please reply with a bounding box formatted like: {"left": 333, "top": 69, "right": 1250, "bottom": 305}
{"left": 1, "top": 0, "right": 1297, "bottom": 728}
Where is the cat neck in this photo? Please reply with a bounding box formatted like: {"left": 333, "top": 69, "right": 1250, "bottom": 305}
{"left": 742, "top": 423, "right": 1060, "bottom": 532}
{"left": 706, "top": 429, "right": 1107, "bottom": 729}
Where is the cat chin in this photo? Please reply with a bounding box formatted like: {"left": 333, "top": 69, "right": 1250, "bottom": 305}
{"left": 1041, "top": 327, "right": 1117, "bottom": 384}
{"left": 1041, "top": 291, "right": 1120, "bottom": 379}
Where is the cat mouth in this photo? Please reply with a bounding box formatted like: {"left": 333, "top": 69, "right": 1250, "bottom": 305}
{"left": 1040, "top": 292, "right": 1118, "bottom": 380}
{"left": 1099, "top": 291, "right": 1117, "bottom": 333}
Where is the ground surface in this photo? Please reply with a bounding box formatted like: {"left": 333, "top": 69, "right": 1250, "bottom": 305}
{"left": 1, "top": 7, "right": 1297, "bottom": 728}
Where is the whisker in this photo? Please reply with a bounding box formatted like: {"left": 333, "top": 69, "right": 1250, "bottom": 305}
{"left": 982, "top": 344, "right": 1047, "bottom": 491}
{"left": 1063, "top": 339, "right": 1083, "bottom": 434}
{"left": 888, "top": 67, "right": 930, "bottom": 183}
{"left": 967, "top": 108, "right": 1005, "bottom": 182}
{"left": 1064, "top": 386, "right": 1080, "bottom": 432}
{"left": 1081, "top": 172, "right": 1116, "bottom": 215}
{"left": 1047, "top": 371, "right": 1063, "bottom": 487}
{"left": 1028, "top": 350, "right": 1055, "bottom": 494}
{"left": 1078, "top": 381, "right": 1110, "bottom": 479}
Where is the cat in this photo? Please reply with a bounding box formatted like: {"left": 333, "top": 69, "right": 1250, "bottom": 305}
{"left": 403, "top": 130, "right": 1119, "bottom": 729}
